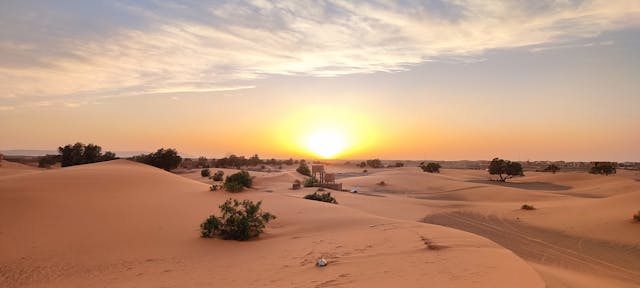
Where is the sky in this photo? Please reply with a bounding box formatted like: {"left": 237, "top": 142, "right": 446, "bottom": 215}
{"left": 1, "top": 0, "right": 639, "bottom": 161}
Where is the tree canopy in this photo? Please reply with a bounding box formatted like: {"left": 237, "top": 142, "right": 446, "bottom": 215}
{"left": 58, "top": 142, "right": 117, "bottom": 167}
{"left": 488, "top": 157, "right": 524, "bottom": 182}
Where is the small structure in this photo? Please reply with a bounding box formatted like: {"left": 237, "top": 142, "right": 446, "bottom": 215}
{"left": 292, "top": 180, "right": 301, "bottom": 190}
{"left": 311, "top": 164, "right": 342, "bottom": 190}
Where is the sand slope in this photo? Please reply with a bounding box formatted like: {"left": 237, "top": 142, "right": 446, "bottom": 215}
{"left": 0, "top": 160, "right": 544, "bottom": 288}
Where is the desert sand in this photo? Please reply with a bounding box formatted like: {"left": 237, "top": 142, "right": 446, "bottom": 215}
{"left": 1, "top": 159, "right": 638, "bottom": 287}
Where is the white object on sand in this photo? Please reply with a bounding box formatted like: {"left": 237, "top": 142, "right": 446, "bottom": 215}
{"left": 350, "top": 185, "right": 359, "bottom": 193}
{"left": 316, "top": 258, "right": 328, "bottom": 267}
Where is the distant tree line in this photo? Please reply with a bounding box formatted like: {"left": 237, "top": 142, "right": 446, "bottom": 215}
{"left": 211, "top": 154, "right": 298, "bottom": 169}
{"left": 57, "top": 142, "right": 117, "bottom": 167}
{"left": 589, "top": 162, "right": 616, "bottom": 175}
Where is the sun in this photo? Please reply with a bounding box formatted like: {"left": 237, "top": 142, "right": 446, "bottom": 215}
{"left": 305, "top": 128, "right": 347, "bottom": 158}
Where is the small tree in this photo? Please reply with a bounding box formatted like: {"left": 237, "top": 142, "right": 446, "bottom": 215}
{"left": 589, "top": 162, "right": 616, "bottom": 175}
{"left": 201, "top": 168, "right": 211, "bottom": 177}
{"left": 488, "top": 158, "right": 524, "bottom": 182}
{"left": 224, "top": 171, "right": 252, "bottom": 192}
{"left": 420, "top": 162, "right": 441, "bottom": 173}
{"left": 200, "top": 198, "right": 276, "bottom": 240}
{"left": 296, "top": 162, "right": 311, "bottom": 176}
{"left": 131, "top": 148, "right": 182, "bottom": 171}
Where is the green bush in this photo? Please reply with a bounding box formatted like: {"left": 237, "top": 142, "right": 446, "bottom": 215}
{"left": 201, "top": 168, "right": 211, "bottom": 177}
{"left": 212, "top": 170, "right": 224, "bottom": 181}
{"left": 420, "top": 162, "right": 441, "bottom": 173}
{"left": 200, "top": 198, "right": 276, "bottom": 240}
{"left": 304, "top": 191, "right": 337, "bottom": 204}
{"left": 224, "top": 170, "right": 252, "bottom": 192}
{"left": 303, "top": 177, "right": 317, "bottom": 187}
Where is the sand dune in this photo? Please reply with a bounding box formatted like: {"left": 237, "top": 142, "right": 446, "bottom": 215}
{"left": 0, "top": 160, "right": 41, "bottom": 178}
{"left": 0, "top": 160, "right": 544, "bottom": 287}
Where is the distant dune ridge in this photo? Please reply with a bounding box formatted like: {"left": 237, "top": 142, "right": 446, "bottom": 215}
{"left": 1, "top": 159, "right": 639, "bottom": 287}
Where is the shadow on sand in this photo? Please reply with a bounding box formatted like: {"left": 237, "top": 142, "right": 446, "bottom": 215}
{"left": 468, "top": 179, "right": 572, "bottom": 191}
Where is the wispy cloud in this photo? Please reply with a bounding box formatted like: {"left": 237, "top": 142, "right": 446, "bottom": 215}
{"left": 0, "top": 0, "right": 638, "bottom": 108}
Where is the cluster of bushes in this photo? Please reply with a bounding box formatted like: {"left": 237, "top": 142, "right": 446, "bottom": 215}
{"left": 200, "top": 198, "right": 276, "bottom": 240}
{"left": 223, "top": 171, "right": 253, "bottom": 192}
{"left": 57, "top": 143, "right": 117, "bottom": 167}
{"left": 589, "top": 162, "right": 616, "bottom": 175}
{"left": 130, "top": 148, "right": 182, "bottom": 171}
{"left": 296, "top": 161, "right": 311, "bottom": 176}
{"left": 488, "top": 158, "right": 524, "bottom": 182}
{"left": 38, "top": 154, "right": 60, "bottom": 168}
{"left": 304, "top": 191, "right": 338, "bottom": 204}
{"left": 420, "top": 162, "right": 441, "bottom": 173}
{"left": 212, "top": 154, "right": 298, "bottom": 169}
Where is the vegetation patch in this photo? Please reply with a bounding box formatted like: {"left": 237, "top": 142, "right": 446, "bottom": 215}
{"left": 420, "top": 162, "right": 441, "bottom": 173}
{"left": 303, "top": 177, "right": 317, "bottom": 187}
{"left": 200, "top": 198, "right": 276, "bottom": 241}
{"left": 130, "top": 148, "right": 182, "bottom": 171}
{"left": 201, "top": 168, "right": 210, "bottom": 177}
{"left": 296, "top": 161, "right": 311, "bottom": 176}
{"left": 488, "top": 158, "right": 524, "bottom": 182}
{"left": 304, "top": 191, "right": 337, "bottom": 204}
{"left": 223, "top": 171, "right": 253, "bottom": 192}
{"left": 589, "top": 162, "right": 617, "bottom": 175}
{"left": 211, "top": 170, "right": 224, "bottom": 181}
{"left": 521, "top": 204, "right": 536, "bottom": 210}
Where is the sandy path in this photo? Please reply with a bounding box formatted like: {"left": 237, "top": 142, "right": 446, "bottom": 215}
{"left": 423, "top": 211, "right": 640, "bottom": 287}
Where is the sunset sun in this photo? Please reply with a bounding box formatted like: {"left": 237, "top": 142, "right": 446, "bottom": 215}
{"left": 305, "top": 128, "right": 348, "bottom": 159}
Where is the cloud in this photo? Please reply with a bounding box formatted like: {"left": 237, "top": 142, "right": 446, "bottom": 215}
{"left": 0, "top": 0, "right": 638, "bottom": 107}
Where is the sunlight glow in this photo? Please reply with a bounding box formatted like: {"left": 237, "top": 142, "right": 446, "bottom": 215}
{"left": 305, "top": 128, "right": 347, "bottom": 158}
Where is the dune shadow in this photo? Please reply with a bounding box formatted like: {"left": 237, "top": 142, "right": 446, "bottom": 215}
{"left": 467, "top": 179, "right": 572, "bottom": 191}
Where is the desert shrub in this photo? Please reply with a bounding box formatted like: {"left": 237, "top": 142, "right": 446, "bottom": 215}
{"left": 634, "top": 211, "right": 640, "bottom": 222}
{"left": 377, "top": 180, "right": 386, "bottom": 186}
{"left": 488, "top": 158, "right": 524, "bottom": 182}
{"left": 200, "top": 198, "right": 276, "bottom": 240}
{"left": 521, "top": 204, "right": 536, "bottom": 210}
{"left": 395, "top": 162, "right": 404, "bottom": 167}
{"left": 363, "top": 169, "right": 368, "bottom": 173}
{"left": 543, "top": 164, "right": 560, "bottom": 174}
{"left": 420, "top": 162, "right": 441, "bottom": 173}
{"left": 224, "top": 181, "right": 244, "bottom": 192}
{"left": 303, "top": 177, "right": 317, "bottom": 187}
{"left": 38, "top": 154, "right": 59, "bottom": 168}
{"left": 212, "top": 170, "right": 224, "bottom": 181}
{"left": 201, "top": 168, "right": 211, "bottom": 177}
{"left": 304, "top": 191, "right": 337, "bottom": 204}
{"left": 226, "top": 170, "right": 252, "bottom": 187}
{"left": 58, "top": 142, "right": 117, "bottom": 167}
{"left": 296, "top": 162, "right": 311, "bottom": 176}
{"left": 210, "top": 184, "right": 221, "bottom": 191}
{"left": 131, "top": 148, "right": 182, "bottom": 171}
{"left": 589, "top": 162, "right": 617, "bottom": 175}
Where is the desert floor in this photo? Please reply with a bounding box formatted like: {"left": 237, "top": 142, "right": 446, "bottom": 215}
{"left": 1, "top": 159, "right": 638, "bottom": 287}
